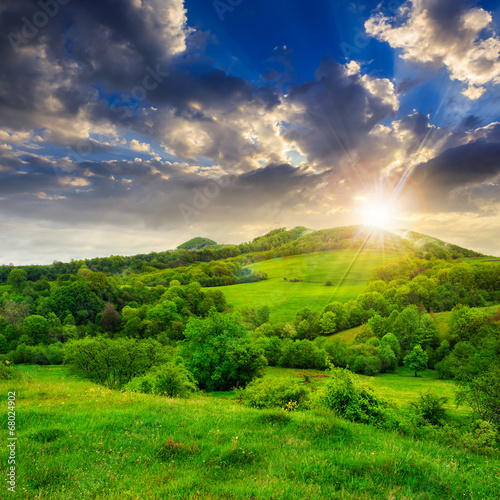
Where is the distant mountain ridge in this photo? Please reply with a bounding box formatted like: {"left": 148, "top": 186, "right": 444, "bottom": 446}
{"left": 0, "top": 224, "right": 487, "bottom": 282}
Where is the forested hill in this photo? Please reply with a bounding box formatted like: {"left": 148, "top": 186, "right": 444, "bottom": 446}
{"left": 397, "top": 230, "right": 486, "bottom": 260}
{"left": 0, "top": 225, "right": 484, "bottom": 283}
{"left": 177, "top": 237, "right": 217, "bottom": 250}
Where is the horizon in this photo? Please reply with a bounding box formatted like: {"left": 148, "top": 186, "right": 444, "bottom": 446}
{"left": 2, "top": 223, "right": 495, "bottom": 267}
{"left": 1, "top": 0, "right": 500, "bottom": 264}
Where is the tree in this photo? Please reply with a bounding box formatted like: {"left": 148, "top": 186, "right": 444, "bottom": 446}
{"left": 3, "top": 300, "right": 31, "bottom": 328}
{"left": 404, "top": 345, "right": 428, "bottom": 377}
{"left": 100, "top": 303, "right": 121, "bottom": 332}
{"left": 319, "top": 311, "right": 337, "bottom": 335}
{"left": 23, "top": 315, "right": 50, "bottom": 344}
{"left": 456, "top": 365, "right": 500, "bottom": 426}
{"left": 65, "top": 337, "right": 172, "bottom": 389}
{"left": 85, "top": 272, "right": 109, "bottom": 298}
{"left": 7, "top": 268, "right": 27, "bottom": 292}
{"left": 180, "top": 309, "right": 267, "bottom": 391}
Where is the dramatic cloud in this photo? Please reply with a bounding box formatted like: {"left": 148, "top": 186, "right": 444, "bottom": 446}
{"left": 0, "top": 0, "right": 499, "bottom": 262}
{"left": 282, "top": 59, "right": 399, "bottom": 170}
{"left": 366, "top": 0, "right": 500, "bottom": 99}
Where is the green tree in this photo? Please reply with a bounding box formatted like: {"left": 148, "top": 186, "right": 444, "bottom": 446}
{"left": 180, "top": 310, "right": 267, "bottom": 391}
{"left": 456, "top": 365, "right": 500, "bottom": 426}
{"left": 7, "top": 268, "right": 27, "bottom": 292}
{"left": 0, "top": 334, "right": 8, "bottom": 354}
{"left": 404, "top": 345, "right": 428, "bottom": 377}
{"left": 23, "top": 315, "right": 50, "bottom": 344}
{"left": 319, "top": 311, "right": 337, "bottom": 335}
{"left": 65, "top": 337, "right": 172, "bottom": 389}
{"left": 85, "top": 272, "right": 109, "bottom": 298}
{"left": 3, "top": 300, "right": 31, "bottom": 328}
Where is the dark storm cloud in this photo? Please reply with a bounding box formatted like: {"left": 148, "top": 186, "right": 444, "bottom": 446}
{"left": 461, "top": 115, "right": 482, "bottom": 130}
{"left": 237, "top": 163, "right": 323, "bottom": 196}
{"left": 409, "top": 138, "right": 500, "bottom": 212}
{"left": 0, "top": 149, "right": 327, "bottom": 230}
{"left": 283, "top": 58, "right": 397, "bottom": 167}
{"left": 0, "top": 0, "right": 279, "bottom": 138}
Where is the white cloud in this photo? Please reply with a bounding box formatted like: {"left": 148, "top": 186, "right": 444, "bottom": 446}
{"left": 130, "top": 139, "right": 152, "bottom": 153}
{"left": 365, "top": 0, "right": 500, "bottom": 99}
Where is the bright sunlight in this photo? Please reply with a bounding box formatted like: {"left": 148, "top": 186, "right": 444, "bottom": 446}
{"left": 360, "top": 200, "right": 397, "bottom": 230}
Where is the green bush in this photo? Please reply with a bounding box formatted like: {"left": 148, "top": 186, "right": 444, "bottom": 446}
{"left": 241, "top": 377, "right": 311, "bottom": 410}
{"left": 0, "top": 360, "right": 16, "bottom": 380}
{"left": 411, "top": 392, "right": 448, "bottom": 426}
{"left": 7, "top": 343, "right": 65, "bottom": 365}
{"left": 125, "top": 358, "right": 197, "bottom": 398}
{"left": 65, "top": 337, "right": 173, "bottom": 389}
{"left": 278, "top": 339, "right": 329, "bottom": 370}
{"left": 322, "top": 367, "right": 389, "bottom": 426}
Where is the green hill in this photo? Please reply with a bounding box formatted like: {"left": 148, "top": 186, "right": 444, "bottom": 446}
{"left": 397, "top": 230, "right": 485, "bottom": 259}
{"left": 211, "top": 247, "right": 403, "bottom": 322}
{"left": 177, "top": 237, "right": 217, "bottom": 250}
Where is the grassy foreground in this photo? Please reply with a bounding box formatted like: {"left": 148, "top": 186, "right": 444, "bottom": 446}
{"left": 212, "top": 249, "right": 401, "bottom": 322}
{"left": 3, "top": 365, "right": 500, "bottom": 499}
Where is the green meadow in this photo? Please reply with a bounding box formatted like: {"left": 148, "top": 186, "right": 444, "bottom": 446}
{"left": 211, "top": 249, "right": 402, "bottom": 322}
{"left": 4, "top": 364, "right": 500, "bottom": 500}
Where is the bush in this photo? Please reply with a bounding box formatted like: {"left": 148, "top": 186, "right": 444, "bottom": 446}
{"left": 6, "top": 343, "right": 65, "bottom": 365}
{"left": 411, "top": 392, "right": 448, "bottom": 426}
{"left": 65, "top": 337, "right": 173, "bottom": 389}
{"left": 0, "top": 360, "right": 16, "bottom": 380}
{"left": 125, "top": 358, "right": 197, "bottom": 398}
{"left": 322, "top": 367, "right": 389, "bottom": 426}
{"left": 278, "top": 339, "right": 329, "bottom": 370}
{"left": 241, "top": 377, "right": 311, "bottom": 410}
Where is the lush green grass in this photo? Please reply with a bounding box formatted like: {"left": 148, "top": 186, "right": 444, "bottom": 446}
{"left": 3, "top": 364, "right": 499, "bottom": 500}
{"left": 464, "top": 257, "right": 500, "bottom": 263}
{"left": 257, "top": 366, "right": 466, "bottom": 417}
{"left": 212, "top": 249, "right": 402, "bottom": 322}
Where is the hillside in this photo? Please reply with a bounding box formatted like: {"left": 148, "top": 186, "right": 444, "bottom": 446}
{"left": 397, "top": 230, "right": 485, "bottom": 259}
{"left": 211, "top": 247, "right": 402, "bottom": 321}
{"left": 177, "top": 237, "right": 217, "bottom": 250}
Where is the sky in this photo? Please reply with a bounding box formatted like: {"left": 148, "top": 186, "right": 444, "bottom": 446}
{"left": 1, "top": 0, "right": 500, "bottom": 264}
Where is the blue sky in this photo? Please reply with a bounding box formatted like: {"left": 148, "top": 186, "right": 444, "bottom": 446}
{"left": 0, "top": 0, "right": 500, "bottom": 263}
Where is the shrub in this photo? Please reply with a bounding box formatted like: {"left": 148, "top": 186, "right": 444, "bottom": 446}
{"left": 126, "top": 358, "right": 197, "bottom": 398}
{"left": 278, "top": 339, "right": 329, "bottom": 370}
{"left": 241, "top": 377, "right": 311, "bottom": 409}
{"left": 322, "top": 367, "right": 389, "bottom": 426}
{"left": 411, "top": 392, "right": 448, "bottom": 426}
{"left": 65, "top": 337, "right": 173, "bottom": 389}
{"left": 0, "top": 360, "right": 16, "bottom": 380}
{"left": 6, "top": 343, "right": 65, "bottom": 365}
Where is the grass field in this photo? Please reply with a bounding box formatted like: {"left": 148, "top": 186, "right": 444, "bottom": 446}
{"left": 4, "top": 364, "right": 500, "bottom": 500}
{"left": 220, "top": 366, "right": 466, "bottom": 418}
{"left": 211, "top": 249, "right": 402, "bottom": 322}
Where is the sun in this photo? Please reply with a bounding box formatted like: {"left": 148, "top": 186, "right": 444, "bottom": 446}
{"left": 360, "top": 201, "right": 396, "bottom": 230}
